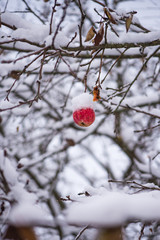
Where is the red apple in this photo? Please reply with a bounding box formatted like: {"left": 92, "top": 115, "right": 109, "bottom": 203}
{"left": 73, "top": 107, "right": 95, "bottom": 127}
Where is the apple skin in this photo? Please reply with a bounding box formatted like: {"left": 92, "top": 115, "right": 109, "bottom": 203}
{"left": 73, "top": 108, "right": 95, "bottom": 127}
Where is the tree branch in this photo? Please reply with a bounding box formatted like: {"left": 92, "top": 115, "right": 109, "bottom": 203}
{"left": 114, "top": 46, "right": 160, "bottom": 111}
{"left": 63, "top": 39, "right": 160, "bottom": 52}
{"left": 22, "top": 0, "right": 45, "bottom": 24}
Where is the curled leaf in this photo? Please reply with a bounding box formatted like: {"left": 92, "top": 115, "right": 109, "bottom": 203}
{"left": 93, "top": 86, "right": 100, "bottom": 101}
{"left": 85, "top": 26, "right": 96, "bottom": 42}
{"left": 104, "top": 8, "right": 117, "bottom": 24}
{"left": 94, "top": 23, "right": 104, "bottom": 46}
{"left": 9, "top": 70, "right": 20, "bottom": 80}
{"left": 126, "top": 14, "right": 133, "bottom": 32}
{"left": 65, "top": 138, "right": 75, "bottom": 146}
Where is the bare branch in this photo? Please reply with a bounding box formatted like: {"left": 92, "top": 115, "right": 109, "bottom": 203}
{"left": 49, "top": 1, "right": 58, "bottom": 35}
{"left": 101, "top": 48, "right": 129, "bottom": 84}
{"left": 78, "top": 0, "right": 86, "bottom": 47}
{"left": 114, "top": 46, "right": 160, "bottom": 111}
{"left": 22, "top": 0, "right": 45, "bottom": 24}
{"left": 52, "top": 1, "right": 69, "bottom": 48}
{"left": 63, "top": 39, "right": 160, "bottom": 52}
{"left": 138, "top": 224, "right": 146, "bottom": 240}
{"left": 75, "top": 225, "right": 89, "bottom": 240}
{"left": 0, "top": 38, "right": 45, "bottom": 48}
{"left": 134, "top": 123, "right": 160, "bottom": 133}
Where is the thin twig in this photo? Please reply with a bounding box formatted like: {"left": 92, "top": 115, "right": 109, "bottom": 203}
{"left": 104, "top": 90, "right": 127, "bottom": 102}
{"left": 138, "top": 224, "right": 145, "bottom": 240}
{"left": 66, "top": 32, "right": 77, "bottom": 48}
{"left": 94, "top": 8, "right": 105, "bottom": 20}
{"left": 109, "top": 23, "right": 119, "bottom": 37}
{"left": 59, "top": 54, "right": 81, "bottom": 81}
{"left": 111, "top": 103, "right": 160, "bottom": 119}
{"left": 96, "top": 48, "right": 105, "bottom": 86}
{"left": 80, "top": 48, "right": 102, "bottom": 67}
{"left": 52, "top": 1, "right": 68, "bottom": 48}
{"left": 83, "top": 63, "right": 91, "bottom": 92}
{"left": 1, "top": 47, "right": 48, "bottom": 64}
{"left": 82, "top": 49, "right": 103, "bottom": 91}
{"left": 0, "top": 38, "right": 45, "bottom": 48}
{"left": 92, "top": 0, "right": 105, "bottom": 7}
{"left": 75, "top": 225, "right": 89, "bottom": 240}
{"left": 3, "top": 0, "right": 9, "bottom": 12}
{"left": 101, "top": 48, "right": 128, "bottom": 84}
{"left": 22, "top": 0, "right": 45, "bottom": 24}
{"left": 49, "top": 1, "right": 58, "bottom": 35}
{"left": 104, "top": 23, "right": 108, "bottom": 44}
{"left": 108, "top": 179, "right": 160, "bottom": 191}
{"left": 5, "top": 51, "right": 44, "bottom": 101}
{"left": 114, "top": 46, "right": 160, "bottom": 112}
{"left": 39, "top": 49, "right": 47, "bottom": 80}
{"left": 134, "top": 123, "right": 160, "bottom": 133}
{"left": 61, "top": 79, "right": 74, "bottom": 111}
{"left": 78, "top": 0, "right": 85, "bottom": 47}
{"left": 1, "top": 81, "right": 42, "bottom": 112}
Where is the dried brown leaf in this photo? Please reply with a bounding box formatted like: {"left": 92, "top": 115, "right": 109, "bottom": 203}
{"left": 93, "top": 86, "right": 101, "bottom": 101}
{"left": 126, "top": 14, "right": 133, "bottom": 32}
{"left": 104, "top": 8, "right": 117, "bottom": 24}
{"left": 85, "top": 26, "right": 96, "bottom": 42}
{"left": 65, "top": 138, "right": 75, "bottom": 146}
{"left": 94, "top": 24, "right": 104, "bottom": 46}
{"left": 9, "top": 70, "right": 20, "bottom": 80}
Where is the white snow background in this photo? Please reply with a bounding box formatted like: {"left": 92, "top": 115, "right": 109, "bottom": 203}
{"left": 0, "top": 0, "right": 160, "bottom": 238}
